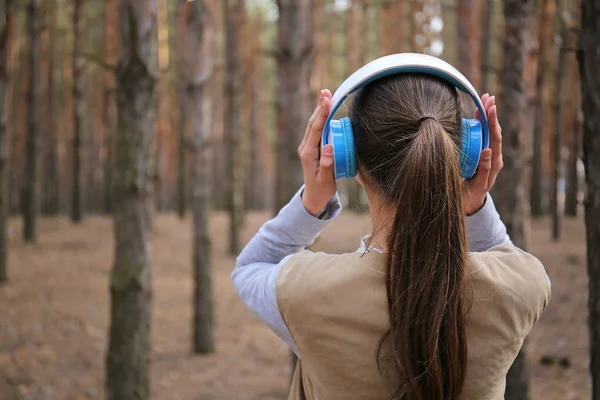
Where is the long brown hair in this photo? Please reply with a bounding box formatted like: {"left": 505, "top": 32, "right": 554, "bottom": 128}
{"left": 350, "top": 74, "right": 469, "bottom": 400}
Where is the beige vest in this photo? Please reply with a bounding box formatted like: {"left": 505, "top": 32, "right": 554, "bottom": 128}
{"left": 276, "top": 244, "right": 551, "bottom": 400}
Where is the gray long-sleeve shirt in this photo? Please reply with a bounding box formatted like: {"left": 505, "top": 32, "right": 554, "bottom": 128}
{"left": 232, "top": 186, "right": 511, "bottom": 356}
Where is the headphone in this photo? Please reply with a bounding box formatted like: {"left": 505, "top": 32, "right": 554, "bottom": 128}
{"left": 321, "top": 53, "right": 489, "bottom": 180}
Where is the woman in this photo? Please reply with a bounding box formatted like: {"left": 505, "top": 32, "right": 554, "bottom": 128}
{"left": 232, "top": 73, "right": 550, "bottom": 399}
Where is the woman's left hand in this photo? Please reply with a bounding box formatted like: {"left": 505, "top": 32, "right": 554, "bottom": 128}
{"left": 463, "top": 93, "right": 503, "bottom": 215}
{"left": 299, "top": 89, "right": 337, "bottom": 216}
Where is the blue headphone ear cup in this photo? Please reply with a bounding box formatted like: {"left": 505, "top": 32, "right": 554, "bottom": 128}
{"left": 340, "top": 118, "right": 357, "bottom": 178}
{"left": 460, "top": 118, "right": 483, "bottom": 179}
{"left": 328, "top": 118, "right": 357, "bottom": 179}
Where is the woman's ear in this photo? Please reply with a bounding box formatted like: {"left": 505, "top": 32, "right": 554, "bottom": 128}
{"left": 356, "top": 172, "right": 364, "bottom": 187}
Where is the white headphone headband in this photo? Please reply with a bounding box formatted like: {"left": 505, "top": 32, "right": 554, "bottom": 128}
{"left": 323, "top": 53, "right": 488, "bottom": 146}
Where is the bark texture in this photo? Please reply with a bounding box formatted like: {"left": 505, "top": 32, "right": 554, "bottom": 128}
{"left": 496, "top": 0, "right": 534, "bottom": 398}
{"left": 579, "top": 1, "right": 600, "bottom": 399}
{"left": 0, "top": 0, "right": 11, "bottom": 283}
{"left": 244, "top": 12, "right": 264, "bottom": 210}
{"left": 71, "top": 0, "right": 85, "bottom": 223}
{"left": 185, "top": 0, "right": 215, "bottom": 354}
{"left": 42, "top": 0, "right": 58, "bottom": 216}
{"left": 564, "top": 3, "right": 581, "bottom": 217}
{"left": 176, "top": 2, "right": 188, "bottom": 219}
{"left": 380, "top": 0, "right": 405, "bottom": 55}
{"left": 105, "top": 1, "right": 158, "bottom": 399}
{"left": 274, "top": 0, "right": 314, "bottom": 214}
{"left": 103, "top": 0, "right": 120, "bottom": 214}
{"left": 551, "top": 2, "right": 566, "bottom": 240}
{"left": 22, "top": 0, "right": 38, "bottom": 242}
{"left": 223, "top": 0, "right": 244, "bottom": 253}
{"left": 530, "top": 0, "right": 555, "bottom": 216}
{"left": 346, "top": 0, "right": 365, "bottom": 211}
{"left": 457, "top": 0, "right": 482, "bottom": 89}
{"left": 480, "top": 0, "right": 494, "bottom": 94}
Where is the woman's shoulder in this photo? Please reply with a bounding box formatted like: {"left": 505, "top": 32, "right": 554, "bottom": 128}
{"left": 275, "top": 250, "right": 385, "bottom": 308}
{"left": 278, "top": 250, "right": 382, "bottom": 283}
{"left": 468, "top": 244, "right": 550, "bottom": 290}
{"left": 466, "top": 244, "right": 551, "bottom": 335}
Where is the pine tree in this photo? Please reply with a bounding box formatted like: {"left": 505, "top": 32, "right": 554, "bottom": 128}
{"left": 105, "top": 1, "right": 158, "bottom": 398}
{"left": 579, "top": 1, "right": 600, "bottom": 398}
{"left": 223, "top": 0, "right": 245, "bottom": 254}
{"left": 0, "top": 0, "right": 12, "bottom": 282}
{"left": 495, "top": 0, "right": 535, "bottom": 398}
{"left": 22, "top": 0, "right": 39, "bottom": 242}
{"left": 71, "top": 0, "right": 85, "bottom": 223}
{"left": 185, "top": 0, "right": 215, "bottom": 354}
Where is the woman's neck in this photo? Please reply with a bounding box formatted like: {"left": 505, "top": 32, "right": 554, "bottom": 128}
{"left": 364, "top": 188, "right": 394, "bottom": 253}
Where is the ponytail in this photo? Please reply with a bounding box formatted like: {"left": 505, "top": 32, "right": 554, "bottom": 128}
{"left": 350, "top": 74, "right": 469, "bottom": 399}
{"left": 375, "top": 118, "right": 468, "bottom": 400}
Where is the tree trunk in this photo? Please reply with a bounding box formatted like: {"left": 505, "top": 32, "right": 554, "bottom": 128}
{"left": 276, "top": 0, "right": 314, "bottom": 373}
{"left": 530, "top": 0, "right": 554, "bottom": 217}
{"left": 0, "top": 0, "right": 11, "bottom": 283}
{"left": 22, "top": 0, "right": 38, "bottom": 243}
{"left": 346, "top": 1, "right": 364, "bottom": 211}
{"left": 61, "top": 29, "right": 73, "bottom": 214}
{"left": 245, "top": 14, "right": 263, "bottom": 211}
{"left": 565, "top": 47, "right": 581, "bottom": 217}
{"left": 176, "top": 2, "right": 188, "bottom": 219}
{"left": 185, "top": 0, "right": 215, "bottom": 354}
{"left": 42, "top": 0, "right": 58, "bottom": 216}
{"left": 564, "top": 110, "right": 581, "bottom": 217}
{"left": 495, "top": 0, "right": 534, "bottom": 398}
{"left": 564, "top": 3, "right": 581, "bottom": 217}
{"left": 409, "top": 0, "right": 423, "bottom": 53}
{"left": 380, "top": 1, "right": 394, "bottom": 55}
{"left": 223, "top": 0, "right": 245, "bottom": 254}
{"left": 579, "top": 2, "right": 600, "bottom": 399}
{"left": 551, "top": 3, "right": 566, "bottom": 241}
{"left": 480, "top": 0, "right": 494, "bottom": 94}
{"left": 105, "top": 1, "right": 157, "bottom": 399}
{"left": 71, "top": 0, "right": 84, "bottom": 223}
{"left": 380, "top": 0, "right": 405, "bottom": 55}
{"left": 457, "top": 0, "right": 482, "bottom": 89}
{"left": 8, "top": 43, "right": 21, "bottom": 216}
{"left": 311, "top": 0, "right": 325, "bottom": 99}
{"left": 103, "top": 0, "right": 119, "bottom": 215}
{"left": 274, "top": 0, "right": 313, "bottom": 215}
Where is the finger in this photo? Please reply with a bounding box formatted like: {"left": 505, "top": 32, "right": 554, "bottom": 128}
{"left": 322, "top": 88, "right": 332, "bottom": 99}
{"left": 476, "top": 93, "right": 490, "bottom": 121}
{"left": 487, "top": 105, "right": 503, "bottom": 179}
{"left": 299, "top": 93, "right": 324, "bottom": 152}
{"left": 306, "top": 96, "right": 330, "bottom": 148}
{"left": 317, "top": 144, "right": 335, "bottom": 182}
{"left": 469, "top": 148, "right": 493, "bottom": 190}
{"left": 485, "top": 95, "right": 495, "bottom": 114}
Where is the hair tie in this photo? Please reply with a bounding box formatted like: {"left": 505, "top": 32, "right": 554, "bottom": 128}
{"left": 417, "top": 115, "right": 438, "bottom": 126}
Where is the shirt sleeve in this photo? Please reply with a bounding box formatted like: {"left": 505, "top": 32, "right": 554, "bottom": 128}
{"left": 466, "top": 193, "right": 512, "bottom": 252}
{"left": 232, "top": 186, "right": 342, "bottom": 356}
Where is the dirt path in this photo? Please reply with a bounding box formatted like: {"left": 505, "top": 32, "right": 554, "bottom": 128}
{"left": 0, "top": 212, "right": 589, "bottom": 399}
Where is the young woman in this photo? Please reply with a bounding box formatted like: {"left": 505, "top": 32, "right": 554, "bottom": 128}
{"left": 232, "top": 73, "right": 550, "bottom": 399}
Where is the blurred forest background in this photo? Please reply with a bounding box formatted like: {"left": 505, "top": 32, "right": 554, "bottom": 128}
{"left": 0, "top": 0, "right": 597, "bottom": 399}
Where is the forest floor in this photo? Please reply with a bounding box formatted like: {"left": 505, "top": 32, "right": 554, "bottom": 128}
{"left": 0, "top": 210, "right": 589, "bottom": 400}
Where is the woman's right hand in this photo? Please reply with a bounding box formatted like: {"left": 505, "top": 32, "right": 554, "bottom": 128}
{"left": 463, "top": 93, "right": 503, "bottom": 215}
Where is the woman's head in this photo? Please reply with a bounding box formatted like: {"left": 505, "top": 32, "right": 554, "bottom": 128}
{"left": 350, "top": 74, "right": 469, "bottom": 400}
{"left": 351, "top": 73, "right": 463, "bottom": 198}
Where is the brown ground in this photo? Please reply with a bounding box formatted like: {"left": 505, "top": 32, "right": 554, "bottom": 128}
{"left": 0, "top": 211, "right": 589, "bottom": 399}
